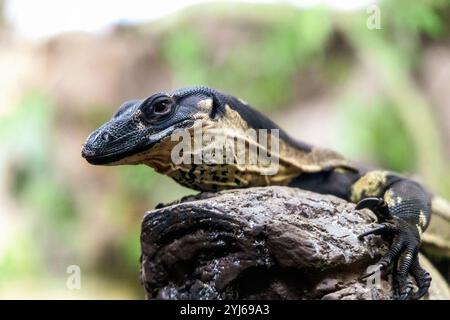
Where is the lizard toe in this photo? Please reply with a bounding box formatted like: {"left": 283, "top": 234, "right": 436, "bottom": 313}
{"left": 410, "top": 257, "right": 431, "bottom": 300}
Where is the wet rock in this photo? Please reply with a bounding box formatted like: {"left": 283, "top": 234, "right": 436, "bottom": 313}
{"left": 140, "top": 186, "right": 450, "bottom": 300}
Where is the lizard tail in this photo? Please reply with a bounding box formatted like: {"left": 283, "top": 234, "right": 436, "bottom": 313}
{"left": 431, "top": 195, "right": 450, "bottom": 223}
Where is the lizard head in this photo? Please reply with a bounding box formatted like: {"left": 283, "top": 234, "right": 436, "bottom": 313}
{"left": 82, "top": 86, "right": 324, "bottom": 191}
{"left": 81, "top": 87, "right": 219, "bottom": 166}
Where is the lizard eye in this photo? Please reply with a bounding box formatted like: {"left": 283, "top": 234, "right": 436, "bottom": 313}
{"left": 141, "top": 95, "right": 173, "bottom": 121}
{"left": 153, "top": 99, "right": 172, "bottom": 115}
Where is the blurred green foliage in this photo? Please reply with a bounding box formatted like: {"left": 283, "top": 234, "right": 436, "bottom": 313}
{"left": 163, "top": 6, "right": 337, "bottom": 109}
{"left": 3, "top": 94, "right": 73, "bottom": 226}
{"left": 337, "top": 0, "right": 449, "bottom": 193}
{"left": 0, "top": 94, "right": 67, "bottom": 288}
{"left": 338, "top": 97, "right": 417, "bottom": 173}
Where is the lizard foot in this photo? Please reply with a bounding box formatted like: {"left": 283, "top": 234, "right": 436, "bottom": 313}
{"left": 356, "top": 198, "right": 430, "bottom": 300}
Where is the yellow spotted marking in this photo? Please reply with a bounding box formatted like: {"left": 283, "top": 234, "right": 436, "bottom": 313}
{"left": 221, "top": 104, "right": 250, "bottom": 130}
{"left": 334, "top": 167, "right": 349, "bottom": 174}
{"left": 197, "top": 98, "right": 213, "bottom": 110}
{"left": 419, "top": 210, "right": 427, "bottom": 228}
{"left": 384, "top": 189, "right": 396, "bottom": 207}
{"left": 416, "top": 224, "right": 423, "bottom": 237}
{"left": 385, "top": 191, "right": 403, "bottom": 207}
{"left": 350, "top": 170, "right": 389, "bottom": 203}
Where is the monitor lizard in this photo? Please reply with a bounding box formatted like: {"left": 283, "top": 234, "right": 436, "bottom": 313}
{"left": 81, "top": 86, "right": 449, "bottom": 299}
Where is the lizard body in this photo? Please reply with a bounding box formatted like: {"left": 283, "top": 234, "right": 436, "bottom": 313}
{"left": 82, "top": 86, "right": 443, "bottom": 299}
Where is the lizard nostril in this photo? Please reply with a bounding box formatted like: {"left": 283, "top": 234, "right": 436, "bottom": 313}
{"left": 81, "top": 146, "right": 95, "bottom": 158}
{"left": 101, "top": 132, "right": 111, "bottom": 142}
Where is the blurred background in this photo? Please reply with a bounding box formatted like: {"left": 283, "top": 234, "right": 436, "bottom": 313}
{"left": 1, "top": 0, "right": 450, "bottom": 299}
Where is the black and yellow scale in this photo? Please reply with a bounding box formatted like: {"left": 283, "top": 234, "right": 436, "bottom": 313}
{"left": 82, "top": 86, "right": 448, "bottom": 299}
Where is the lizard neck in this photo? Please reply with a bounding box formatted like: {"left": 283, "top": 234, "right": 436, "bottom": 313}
{"left": 138, "top": 105, "right": 353, "bottom": 191}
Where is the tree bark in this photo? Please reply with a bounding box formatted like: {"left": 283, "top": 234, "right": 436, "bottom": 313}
{"left": 140, "top": 186, "right": 450, "bottom": 300}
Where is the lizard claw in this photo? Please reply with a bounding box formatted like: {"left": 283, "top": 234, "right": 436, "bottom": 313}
{"left": 410, "top": 257, "right": 432, "bottom": 300}
{"left": 357, "top": 198, "right": 428, "bottom": 300}
{"left": 358, "top": 225, "right": 390, "bottom": 240}
{"left": 359, "top": 263, "right": 386, "bottom": 281}
{"left": 396, "top": 274, "right": 415, "bottom": 300}
{"left": 356, "top": 197, "right": 384, "bottom": 211}
{"left": 356, "top": 197, "right": 392, "bottom": 221}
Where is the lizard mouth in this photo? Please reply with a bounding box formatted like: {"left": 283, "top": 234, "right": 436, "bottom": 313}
{"left": 82, "top": 119, "right": 196, "bottom": 165}
{"left": 81, "top": 139, "right": 152, "bottom": 165}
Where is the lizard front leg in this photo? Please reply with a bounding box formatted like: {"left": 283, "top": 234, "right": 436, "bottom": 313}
{"left": 350, "top": 171, "right": 432, "bottom": 300}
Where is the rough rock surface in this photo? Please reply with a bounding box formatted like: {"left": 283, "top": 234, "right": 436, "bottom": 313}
{"left": 140, "top": 186, "right": 450, "bottom": 300}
